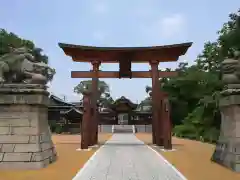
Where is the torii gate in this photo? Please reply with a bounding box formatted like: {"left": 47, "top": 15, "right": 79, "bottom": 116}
{"left": 58, "top": 42, "right": 192, "bottom": 150}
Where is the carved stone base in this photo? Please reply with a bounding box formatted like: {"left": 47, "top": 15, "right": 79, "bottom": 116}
{"left": 211, "top": 94, "right": 240, "bottom": 172}
{"left": 0, "top": 84, "right": 57, "bottom": 169}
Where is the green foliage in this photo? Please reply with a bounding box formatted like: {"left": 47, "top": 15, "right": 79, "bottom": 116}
{"left": 218, "top": 9, "right": 240, "bottom": 58}
{"left": 74, "top": 80, "right": 114, "bottom": 108}
{"left": 48, "top": 121, "right": 57, "bottom": 132}
{"left": 55, "top": 124, "right": 64, "bottom": 134}
{"left": 0, "top": 29, "right": 33, "bottom": 55}
{"left": 173, "top": 124, "right": 200, "bottom": 140}
{"left": 32, "top": 47, "right": 49, "bottom": 64}
{"left": 99, "top": 94, "right": 114, "bottom": 108}
{"left": 137, "top": 97, "right": 152, "bottom": 111}
{"left": 146, "top": 9, "right": 239, "bottom": 143}
{"left": 0, "top": 29, "right": 55, "bottom": 82}
{"left": 74, "top": 80, "right": 110, "bottom": 95}
{"left": 0, "top": 28, "right": 49, "bottom": 64}
{"left": 202, "top": 127, "right": 219, "bottom": 143}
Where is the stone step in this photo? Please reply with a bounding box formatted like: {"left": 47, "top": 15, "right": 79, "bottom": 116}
{"left": 113, "top": 125, "right": 134, "bottom": 133}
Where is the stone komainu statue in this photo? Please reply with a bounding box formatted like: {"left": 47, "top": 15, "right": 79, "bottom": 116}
{"left": 0, "top": 47, "right": 54, "bottom": 84}
{"left": 0, "top": 47, "right": 57, "bottom": 170}
{"left": 211, "top": 51, "right": 240, "bottom": 173}
{"left": 221, "top": 51, "right": 240, "bottom": 89}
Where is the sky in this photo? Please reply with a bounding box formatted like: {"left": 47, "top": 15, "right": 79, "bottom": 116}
{"left": 1, "top": 0, "right": 239, "bottom": 103}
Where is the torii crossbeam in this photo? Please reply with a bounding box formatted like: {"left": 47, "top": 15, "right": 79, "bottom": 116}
{"left": 58, "top": 42, "right": 192, "bottom": 150}
{"left": 71, "top": 71, "right": 178, "bottom": 78}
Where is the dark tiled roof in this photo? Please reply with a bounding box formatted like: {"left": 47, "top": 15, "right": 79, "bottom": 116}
{"left": 71, "top": 101, "right": 83, "bottom": 107}
{"left": 49, "top": 95, "right": 75, "bottom": 106}
{"left": 64, "top": 107, "right": 83, "bottom": 115}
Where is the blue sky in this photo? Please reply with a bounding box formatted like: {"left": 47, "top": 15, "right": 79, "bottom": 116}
{"left": 1, "top": 0, "right": 239, "bottom": 103}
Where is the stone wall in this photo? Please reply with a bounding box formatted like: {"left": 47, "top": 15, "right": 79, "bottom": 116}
{"left": 135, "top": 125, "right": 152, "bottom": 133}
{"left": 99, "top": 125, "right": 113, "bottom": 133}
{"left": 68, "top": 127, "right": 81, "bottom": 134}
{"left": 0, "top": 84, "right": 57, "bottom": 169}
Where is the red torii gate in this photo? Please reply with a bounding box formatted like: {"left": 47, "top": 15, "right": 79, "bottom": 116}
{"left": 58, "top": 42, "right": 192, "bottom": 150}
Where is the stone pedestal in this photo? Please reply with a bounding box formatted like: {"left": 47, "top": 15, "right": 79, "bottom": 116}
{"left": 0, "top": 84, "right": 57, "bottom": 169}
{"left": 211, "top": 93, "right": 240, "bottom": 172}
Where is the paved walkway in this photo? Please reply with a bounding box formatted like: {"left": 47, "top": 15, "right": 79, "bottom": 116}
{"left": 72, "top": 134, "right": 187, "bottom": 180}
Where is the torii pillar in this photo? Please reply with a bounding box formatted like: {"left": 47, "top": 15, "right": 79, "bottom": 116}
{"left": 150, "top": 63, "right": 173, "bottom": 148}
{"left": 90, "top": 61, "right": 101, "bottom": 146}
{"left": 161, "top": 92, "right": 172, "bottom": 149}
{"left": 149, "top": 60, "right": 161, "bottom": 145}
{"left": 81, "top": 93, "right": 92, "bottom": 149}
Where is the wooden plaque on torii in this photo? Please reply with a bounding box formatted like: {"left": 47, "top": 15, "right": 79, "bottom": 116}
{"left": 58, "top": 42, "right": 192, "bottom": 150}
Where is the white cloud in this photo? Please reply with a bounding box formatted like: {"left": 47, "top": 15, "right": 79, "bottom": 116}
{"left": 92, "top": 1, "right": 108, "bottom": 14}
{"left": 159, "top": 14, "right": 186, "bottom": 38}
{"left": 141, "top": 13, "right": 187, "bottom": 43}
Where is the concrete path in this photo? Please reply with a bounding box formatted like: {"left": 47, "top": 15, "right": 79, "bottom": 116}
{"left": 72, "top": 134, "right": 187, "bottom": 180}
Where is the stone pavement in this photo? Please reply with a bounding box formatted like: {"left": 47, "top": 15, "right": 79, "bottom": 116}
{"left": 72, "top": 134, "right": 187, "bottom": 180}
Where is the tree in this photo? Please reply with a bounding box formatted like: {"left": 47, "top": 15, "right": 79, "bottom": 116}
{"left": 74, "top": 80, "right": 113, "bottom": 107}
{"left": 173, "top": 10, "right": 239, "bottom": 142}
{"left": 74, "top": 80, "right": 110, "bottom": 95}
{"left": 0, "top": 29, "right": 55, "bottom": 81}
{"left": 218, "top": 9, "right": 240, "bottom": 59}
{"left": 137, "top": 96, "right": 152, "bottom": 112}
{"left": 145, "top": 85, "right": 152, "bottom": 97}
{"left": 0, "top": 28, "right": 51, "bottom": 66}
{"left": 32, "top": 47, "right": 49, "bottom": 64}
{"left": 145, "top": 9, "right": 240, "bottom": 142}
{"left": 99, "top": 93, "right": 114, "bottom": 108}
{"left": 0, "top": 29, "right": 34, "bottom": 56}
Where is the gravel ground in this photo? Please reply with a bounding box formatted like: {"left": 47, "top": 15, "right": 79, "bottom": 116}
{"left": 0, "top": 133, "right": 112, "bottom": 180}
{"left": 135, "top": 133, "right": 240, "bottom": 180}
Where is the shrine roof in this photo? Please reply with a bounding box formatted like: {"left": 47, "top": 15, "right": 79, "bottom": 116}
{"left": 62, "top": 107, "right": 83, "bottom": 120}
{"left": 110, "top": 96, "right": 138, "bottom": 110}
{"left": 63, "top": 107, "right": 83, "bottom": 115}
{"left": 49, "top": 95, "right": 75, "bottom": 107}
{"left": 71, "top": 101, "right": 83, "bottom": 107}
{"left": 58, "top": 42, "right": 192, "bottom": 63}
